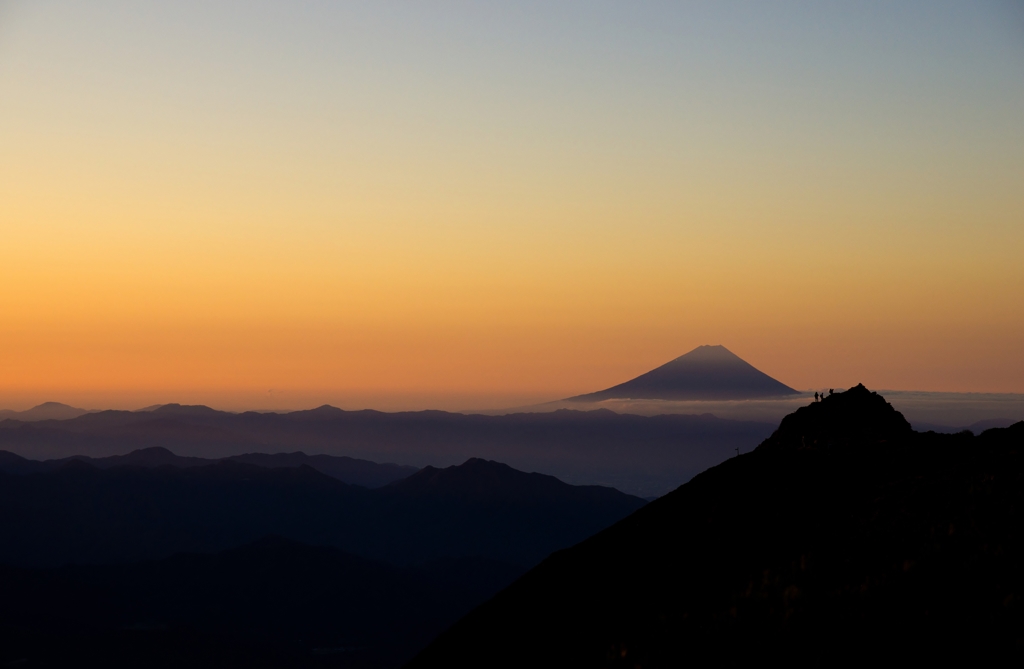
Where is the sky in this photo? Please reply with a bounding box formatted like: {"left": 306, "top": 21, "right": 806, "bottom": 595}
{"left": 1, "top": 1, "right": 1023, "bottom": 411}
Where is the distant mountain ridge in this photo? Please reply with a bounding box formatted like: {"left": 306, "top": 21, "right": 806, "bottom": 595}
{"left": 0, "top": 446, "right": 418, "bottom": 489}
{"left": 568, "top": 345, "right": 799, "bottom": 401}
{"left": 0, "top": 456, "right": 645, "bottom": 568}
{"left": 0, "top": 402, "right": 93, "bottom": 422}
{"left": 389, "top": 458, "right": 633, "bottom": 502}
{"left": 0, "top": 405, "right": 775, "bottom": 497}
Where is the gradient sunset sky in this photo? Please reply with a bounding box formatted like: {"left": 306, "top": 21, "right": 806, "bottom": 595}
{"left": 2, "top": 1, "right": 1022, "bottom": 411}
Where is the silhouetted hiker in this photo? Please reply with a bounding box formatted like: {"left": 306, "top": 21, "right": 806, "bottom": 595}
{"left": 814, "top": 392, "right": 819, "bottom": 402}
{"left": 829, "top": 388, "right": 834, "bottom": 396}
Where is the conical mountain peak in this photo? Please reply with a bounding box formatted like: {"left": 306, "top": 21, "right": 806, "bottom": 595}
{"left": 676, "top": 344, "right": 750, "bottom": 357}
{"left": 0, "top": 402, "right": 92, "bottom": 421}
{"left": 32, "top": 402, "right": 77, "bottom": 410}
{"left": 568, "top": 345, "right": 798, "bottom": 402}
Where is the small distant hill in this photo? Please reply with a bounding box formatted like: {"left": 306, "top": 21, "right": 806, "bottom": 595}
{"left": 0, "top": 402, "right": 92, "bottom": 422}
{"left": 915, "top": 417, "right": 1020, "bottom": 434}
{"left": 376, "top": 460, "right": 646, "bottom": 565}
{"left": 386, "top": 458, "right": 637, "bottom": 506}
{"left": 228, "top": 451, "right": 418, "bottom": 488}
{"left": 567, "top": 345, "right": 799, "bottom": 402}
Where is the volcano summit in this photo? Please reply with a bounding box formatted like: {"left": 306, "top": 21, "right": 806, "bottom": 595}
{"left": 567, "top": 345, "right": 799, "bottom": 402}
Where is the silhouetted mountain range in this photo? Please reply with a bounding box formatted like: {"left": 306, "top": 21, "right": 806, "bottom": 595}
{"left": 0, "top": 453, "right": 644, "bottom": 667}
{"left": 410, "top": 385, "right": 1024, "bottom": 666}
{"left": 0, "top": 457, "right": 644, "bottom": 569}
{"left": 914, "top": 416, "right": 1021, "bottom": 434}
{"left": 0, "top": 404, "right": 774, "bottom": 497}
{"left": 0, "top": 447, "right": 417, "bottom": 488}
{"left": 568, "top": 345, "right": 800, "bottom": 401}
{"left": 0, "top": 402, "right": 93, "bottom": 421}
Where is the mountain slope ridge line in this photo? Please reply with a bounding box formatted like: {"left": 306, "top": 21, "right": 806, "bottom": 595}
{"left": 409, "top": 384, "right": 1024, "bottom": 666}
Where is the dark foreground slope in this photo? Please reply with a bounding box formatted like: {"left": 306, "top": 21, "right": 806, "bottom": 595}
{"left": 410, "top": 385, "right": 1024, "bottom": 667}
{"left": 0, "top": 538, "right": 520, "bottom": 669}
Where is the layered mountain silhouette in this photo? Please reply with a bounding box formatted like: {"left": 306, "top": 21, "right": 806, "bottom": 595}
{"left": 0, "top": 402, "right": 92, "bottom": 421}
{"left": 567, "top": 345, "right": 799, "bottom": 401}
{"left": 0, "top": 447, "right": 418, "bottom": 488}
{"left": 410, "top": 385, "right": 1024, "bottom": 666}
{"left": 0, "top": 455, "right": 645, "bottom": 667}
{"left": 0, "top": 405, "right": 774, "bottom": 497}
{"left": 0, "top": 457, "right": 644, "bottom": 568}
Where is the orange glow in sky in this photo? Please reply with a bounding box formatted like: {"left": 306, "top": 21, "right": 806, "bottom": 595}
{"left": 1, "top": 2, "right": 1022, "bottom": 410}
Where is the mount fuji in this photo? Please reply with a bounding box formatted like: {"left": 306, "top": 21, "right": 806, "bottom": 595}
{"left": 567, "top": 345, "right": 799, "bottom": 402}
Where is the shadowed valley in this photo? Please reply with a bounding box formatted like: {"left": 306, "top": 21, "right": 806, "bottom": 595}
{"left": 0, "top": 456, "right": 643, "bottom": 668}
